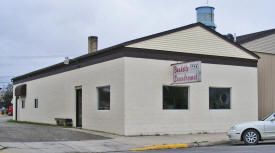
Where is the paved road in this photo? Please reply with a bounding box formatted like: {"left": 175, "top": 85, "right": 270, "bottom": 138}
{"left": 120, "top": 143, "right": 275, "bottom": 153}
{"left": 0, "top": 116, "right": 109, "bottom": 142}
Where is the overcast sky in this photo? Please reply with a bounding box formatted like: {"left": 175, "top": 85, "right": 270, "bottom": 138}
{"left": 0, "top": 0, "right": 274, "bottom": 87}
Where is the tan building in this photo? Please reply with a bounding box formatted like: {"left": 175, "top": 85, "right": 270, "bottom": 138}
{"left": 11, "top": 23, "right": 259, "bottom": 136}
{"left": 237, "top": 29, "right": 275, "bottom": 119}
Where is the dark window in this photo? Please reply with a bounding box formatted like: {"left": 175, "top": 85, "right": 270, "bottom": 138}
{"left": 22, "top": 100, "right": 25, "bottom": 109}
{"left": 163, "top": 86, "right": 189, "bottom": 110}
{"left": 209, "top": 88, "right": 231, "bottom": 109}
{"left": 34, "top": 99, "right": 38, "bottom": 108}
{"left": 97, "top": 86, "right": 110, "bottom": 110}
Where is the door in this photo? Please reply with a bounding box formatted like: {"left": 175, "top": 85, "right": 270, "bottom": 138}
{"left": 76, "top": 88, "right": 82, "bottom": 128}
{"left": 264, "top": 114, "right": 275, "bottom": 139}
{"left": 15, "top": 97, "right": 18, "bottom": 121}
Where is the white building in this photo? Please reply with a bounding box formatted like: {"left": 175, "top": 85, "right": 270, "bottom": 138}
{"left": 12, "top": 23, "right": 259, "bottom": 136}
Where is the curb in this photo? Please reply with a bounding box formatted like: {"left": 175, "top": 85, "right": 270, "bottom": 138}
{"left": 130, "top": 144, "right": 188, "bottom": 151}
{"left": 130, "top": 140, "right": 230, "bottom": 151}
{"left": 189, "top": 140, "right": 230, "bottom": 148}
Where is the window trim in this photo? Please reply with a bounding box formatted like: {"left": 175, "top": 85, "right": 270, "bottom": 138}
{"left": 97, "top": 85, "right": 111, "bottom": 111}
{"left": 209, "top": 87, "right": 232, "bottom": 110}
{"left": 162, "top": 84, "right": 190, "bottom": 110}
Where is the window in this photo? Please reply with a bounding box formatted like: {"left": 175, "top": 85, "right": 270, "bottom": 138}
{"left": 34, "top": 98, "right": 38, "bottom": 108}
{"left": 22, "top": 100, "right": 25, "bottom": 109}
{"left": 209, "top": 88, "right": 231, "bottom": 109}
{"left": 97, "top": 86, "right": 110, "bottom": 110}
{"left": 163, "top": 86, "right": 189, "bottom": 110}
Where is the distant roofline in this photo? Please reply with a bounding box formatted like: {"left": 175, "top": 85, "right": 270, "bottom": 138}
{"left": 237, "top": 28, "right": 275, "bottom": 44}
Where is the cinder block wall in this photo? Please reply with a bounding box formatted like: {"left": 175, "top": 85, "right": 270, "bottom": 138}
{"left": 14, "top": 58, "right": 126, "bottom": 135}
{"left": 124, "top": 57, "right": 258, "bottom": 136}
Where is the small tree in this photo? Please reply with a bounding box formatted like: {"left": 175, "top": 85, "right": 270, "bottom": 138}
{"left": 0, "top": 83, "right": 13, "bottom": 108}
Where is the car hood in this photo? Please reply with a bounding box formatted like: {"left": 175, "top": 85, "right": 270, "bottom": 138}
{"left": 235, "top": 121, "right": 264, "bottom": 128}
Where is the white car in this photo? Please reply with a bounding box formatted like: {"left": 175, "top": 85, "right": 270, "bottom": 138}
{"left": 228, "top": 113, "right": 275, "bottom": 145}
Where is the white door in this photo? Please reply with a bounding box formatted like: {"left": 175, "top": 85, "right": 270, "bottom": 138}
{"left": 264, "top": 114, "right": 275, "bottom": 139}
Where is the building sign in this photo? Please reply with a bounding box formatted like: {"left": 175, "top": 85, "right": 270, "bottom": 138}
{"left": 173, "top": 61, "right": 201, "bottom": 84}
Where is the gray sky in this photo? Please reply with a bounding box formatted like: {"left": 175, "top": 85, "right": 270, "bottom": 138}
{"left": 0, "top": 0, "right": 274, "bottom": 87}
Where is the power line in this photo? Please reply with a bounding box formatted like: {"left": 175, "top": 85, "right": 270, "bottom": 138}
{"left": 0, "top": 76, "right": 15, "bottom": 78}
{"left": 0, "top": 54, "right": 80, "bottom": 58}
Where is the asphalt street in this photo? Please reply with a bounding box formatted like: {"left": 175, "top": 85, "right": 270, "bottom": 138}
{"left": 122, "top": 143, "right": 275, "bottom": 153}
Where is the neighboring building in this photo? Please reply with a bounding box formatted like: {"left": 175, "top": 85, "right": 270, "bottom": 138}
{"left": 237, "top": 28, "right": 275, "bottom": 120}
{"left": 12, "top": 22, "right": 259, "bottom": 136}
{"left": 0, "top": 88, "right": 2, "bottom": 98}
{"left": 0, "top": 88, "right": 2, "bottom": 102}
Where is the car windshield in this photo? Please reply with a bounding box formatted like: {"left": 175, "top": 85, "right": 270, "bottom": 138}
{"left": 262, "top": 113, "right": 275, "bottom": 121}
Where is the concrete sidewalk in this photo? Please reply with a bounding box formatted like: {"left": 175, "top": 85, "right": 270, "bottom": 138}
{"left": 0, "top": 128, "right": 229, "bottom": 153}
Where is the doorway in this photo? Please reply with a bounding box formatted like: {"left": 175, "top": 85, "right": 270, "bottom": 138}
{"left": 15, "top": 97, "right": 18, "bottom": 121}
{"left": 76, "top": 88, "right": 82, "bottom": 128}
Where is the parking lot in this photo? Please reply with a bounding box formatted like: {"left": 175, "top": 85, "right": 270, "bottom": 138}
{"left": 0, "top": 116, "right": 109, "bottom": 142}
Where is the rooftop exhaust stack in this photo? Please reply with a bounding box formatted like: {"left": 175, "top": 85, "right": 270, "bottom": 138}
{"left": 88, "top": 36, "right": 98, "bottom": 53}
{"left": 196, "top": 6, "right": 216, "bottom": 30}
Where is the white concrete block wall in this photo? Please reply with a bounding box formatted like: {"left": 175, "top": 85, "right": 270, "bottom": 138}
{"left": 14, "top": 58, "right": 126, "bottom": 135}
{"left": 124, "top": 57, "right": 258, "bottom": 136}
{"left": 13, "top": 56, "right": 258, "bottom": 136}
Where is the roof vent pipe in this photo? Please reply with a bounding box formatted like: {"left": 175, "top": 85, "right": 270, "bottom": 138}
{"left": 64, "top": 57, "right": 70, "bottom": 65}
{"left": 88, "top": 36, "right": 98, "bottom": 53}
{"left": 196, "top": 6, "right": 216, "bottom": 30}
{"left": 234, "top": 33, "right": 237, "bottom": 42}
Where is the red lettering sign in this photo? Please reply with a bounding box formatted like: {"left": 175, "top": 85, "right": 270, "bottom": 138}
{"left": 173, "top": 61, "right": 201, "bottom": 84}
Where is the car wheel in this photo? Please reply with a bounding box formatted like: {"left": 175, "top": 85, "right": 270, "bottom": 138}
{"left": 243, "top": 129, "right": 259, "bottom": 145}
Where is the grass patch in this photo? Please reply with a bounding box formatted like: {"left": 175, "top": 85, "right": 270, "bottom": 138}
{"left": 7, "top": 120, "right": 57, "bottom": 126}
{"left": 7, "top": 120, "right": 73, "bottom": 128}
{"left": 0, "top": 145, "right": 7, "bottom": 150}
{"left": 62, "top": 125, "right": 74, "bottom": 128}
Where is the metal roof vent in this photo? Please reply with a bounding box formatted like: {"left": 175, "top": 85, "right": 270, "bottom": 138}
{"left": 64, "top": 57, "right": 70, "bottom": 65}
{"left": 196, "top": 6, "right": 216, "bottom": 30}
